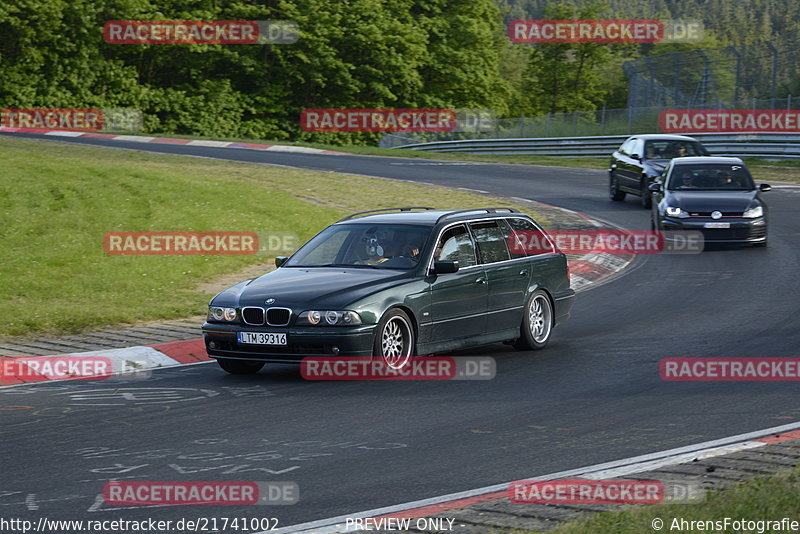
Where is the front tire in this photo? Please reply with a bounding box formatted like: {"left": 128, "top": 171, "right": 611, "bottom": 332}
{"left": 514, "top": 290, "right": 554, "bottom": 351}
{"left": 373, "top": 309, "right": 415, "bottom": 369}
{"left": 217, "top": 359, "right": 265, "bottom": 375}
{"left": 609, "top": 174, "right": 626, "bottom": 201}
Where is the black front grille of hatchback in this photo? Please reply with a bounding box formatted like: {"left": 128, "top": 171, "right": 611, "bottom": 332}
{"left": 266, "top": 308, "right": 291, "bottom": 326}
{"left": 242, "top": 307, "right": 265, "bottom": 325}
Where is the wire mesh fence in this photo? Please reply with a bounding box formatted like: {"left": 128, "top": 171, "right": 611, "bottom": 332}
{"left": 381, "top": 37, "right": 799, "bottom": 148}
{"left": 624, "top": 40, "right": 799, "bottom": 110}
{"left": 379, "top": 96, "right": 796, "bottom": 148}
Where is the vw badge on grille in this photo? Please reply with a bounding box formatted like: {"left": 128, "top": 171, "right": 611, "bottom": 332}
{"left": 711, "top": 211, "right": 722, "bottom": 220}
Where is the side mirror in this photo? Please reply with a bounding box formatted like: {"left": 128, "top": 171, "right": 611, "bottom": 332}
{"left": 432, "top": 260, "right": 459, "bottom": 275}
{"left": 648, "top": 182, "right": 662, "bottom": 192}
{"left": 759, "top": 183, "right": 772, "bottom": 192}
{"left": 275, "top": 256, "right": 288, "bottom": 267}
{"left": 630, "top": 153, "right": 641, "bottom": 160}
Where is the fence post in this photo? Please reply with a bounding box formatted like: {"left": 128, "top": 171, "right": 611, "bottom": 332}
{"left": 788, "top": 94, "right": 792, "bottom": 111}
{"left": 572, "top": 111, "right": 577, "bottom": 136}
{"left": 545, "top": 112, "right": 551, "bottom": 137}
{"left": 627, "top": 106, "right": 633, "bottom": 134}
{"left": 601, "top": 105, "right": 606, "bottom": 136}
{"left": 520, "top": 114, "right": 525, "bottom": 138}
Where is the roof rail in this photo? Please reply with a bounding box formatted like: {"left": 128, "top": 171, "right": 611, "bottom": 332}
{"left": 435, "top": 207, "right": 519, "bottom": 224}
{"left": 336, "top": 207, "right": 436, "bottom": 223}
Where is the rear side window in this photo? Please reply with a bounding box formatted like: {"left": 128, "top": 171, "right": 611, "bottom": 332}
{"left": 503, "top": 218, "right": 555, "bottom": 256}
{"left": 434, "top": 224, "right": 476, "bottom": 268}
{"left": 469, "top": 220, "right": 511, "bottom": 264}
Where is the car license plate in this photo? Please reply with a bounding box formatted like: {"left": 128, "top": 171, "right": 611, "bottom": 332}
{"left": 238, "top": 332, "right": 287, "bottom": 345}
{"left": 704, "top": 222, "right": 730, "bottom": 229}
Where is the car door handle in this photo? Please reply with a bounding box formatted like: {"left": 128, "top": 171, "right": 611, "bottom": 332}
{"left": 475, "top": 277, "right": 487, "bottom": 285}
{"left": 519, "top": 269, "right": 528, "bottom": 276}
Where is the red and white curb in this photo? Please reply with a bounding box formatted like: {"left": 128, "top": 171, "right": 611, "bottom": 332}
{"left": 0, "top": 127, "right": 348, "bottom": 155}
{"left": 264, "top": 422, "right": 800, "bottom": 534}
{"left": 508, "top": 196, "right": 635, "bottom": 292}
{"left": 0, "top": 338, "right": 207, "bottom": 387}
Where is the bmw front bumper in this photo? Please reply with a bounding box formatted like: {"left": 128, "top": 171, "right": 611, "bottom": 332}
{"left": 202, "top": 322, "right": 376, "bottom": 364}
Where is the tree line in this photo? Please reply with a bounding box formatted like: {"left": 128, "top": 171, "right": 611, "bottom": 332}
{"left": 1, "top": 0, "right": 796, "bottom": 143}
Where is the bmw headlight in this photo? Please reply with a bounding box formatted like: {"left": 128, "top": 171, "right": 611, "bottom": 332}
{"left": 743, "top": 204, "right": 764, "bottom": 218}
{"left": 297, "top": 310, "right": 362, "bottom": 326}
{"left": 208, "top": 306, "right": 237, "bottom": 322}
{"left": 665, "top": 206, "right": 690, "bottom": 218}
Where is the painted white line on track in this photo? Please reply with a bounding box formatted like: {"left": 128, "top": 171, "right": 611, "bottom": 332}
{"left": 263, "top": 420, "right": 800, "bottom": 534}
{"left": 112, "top": 135, "right": 157, "bottom": 142}
{"left": 186, "top": 140, "right": 234, "bottom": 147}
{"left": 43, "top": 131, "right": 84, "bottom": 137}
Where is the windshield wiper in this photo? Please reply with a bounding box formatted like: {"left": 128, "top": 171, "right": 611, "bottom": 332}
{"left": 309, "top": 263, "right": 381, "bottom": 269}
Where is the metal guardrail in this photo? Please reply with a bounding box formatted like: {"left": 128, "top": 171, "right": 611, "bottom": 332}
{"left": 393, "top": 132, "right": 800, "bottom": 159}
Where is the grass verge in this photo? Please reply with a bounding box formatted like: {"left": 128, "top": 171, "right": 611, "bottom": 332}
{"left": 499, "top": 467, "right": 800, "bottom": 534}
{"left": 0, "top": 136, "right": 539, "bottom": 339}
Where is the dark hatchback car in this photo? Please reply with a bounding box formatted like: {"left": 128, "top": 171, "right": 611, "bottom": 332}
{"left": 650, "top": 157, "right": 771, "bottom": 245}
{"left": 203, "top": 207, "right": 575, "bottom": 374}
{"left": 610, "top": 134, "right": 710, "bottom": 208}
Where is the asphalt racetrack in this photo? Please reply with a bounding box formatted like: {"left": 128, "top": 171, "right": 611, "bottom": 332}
{"left": 2, "top": 132, "right": 800, "bottom": 528}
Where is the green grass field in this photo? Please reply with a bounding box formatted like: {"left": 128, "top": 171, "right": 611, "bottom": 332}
{"left": 0, "top": 136, "right": 537, "bottom": 339}
{"left": 497, "top": 467, "right": 800, "bottom": 534}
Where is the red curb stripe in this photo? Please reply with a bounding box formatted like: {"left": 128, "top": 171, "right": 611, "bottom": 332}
{"left": 0, "top": 356, "right": 55, "bottom": 385}
{"left": 1, "top": 127, "right": 55, "bottom": 134}
{"left": 148, "top": 338, "right": 209, "bottom": 363}
{"left": 228, "top": 143, "right": 273, "bottom": 150}
{"left": 376, "top": 490, "right": 507, "bottom": 520}
{"left": 753, "top": 429, "right": 800, "bottom": 443}
{"left": 81, "top": 133, "right": 117, "bottom": 139}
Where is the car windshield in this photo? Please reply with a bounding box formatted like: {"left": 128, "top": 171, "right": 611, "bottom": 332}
{"left": 284, "top": 223, "right": 430, "bottom": 269}
{"left": 667, "top": 164, "right": 756, "bottom": 191}
{"left": 645, "top": 140, "right": 706, "bottom": 159}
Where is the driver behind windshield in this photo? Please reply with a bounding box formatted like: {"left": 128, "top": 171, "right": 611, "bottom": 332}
{"left": 358, "top": 229, "right": 424, "bottom": 266}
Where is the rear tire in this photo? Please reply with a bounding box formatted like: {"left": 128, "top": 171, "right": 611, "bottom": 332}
{"left": 640, "top": 179, "right": 652, "bottom": 208}
{"left": 217, "top": 359, "right": 264, "bottom": 375}
{"left": 514, "top": 290, "right": 554, "bottom": 351}
{"left": 609, "top": 174, "right": 626, "bottom": 201}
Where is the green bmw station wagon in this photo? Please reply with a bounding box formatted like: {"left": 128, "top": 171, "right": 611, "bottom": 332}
{"left": 203, "top": 207, "right": 575, "bottom": 374}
